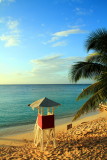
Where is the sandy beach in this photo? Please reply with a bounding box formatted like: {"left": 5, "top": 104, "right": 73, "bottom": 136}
{"left": 0, "top": 110, "right": 107, "bottom": 160}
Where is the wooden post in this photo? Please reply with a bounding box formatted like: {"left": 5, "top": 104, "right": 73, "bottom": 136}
{"left": 48, "top": 107, "right": 50, "bottom": 115}
{"left": 52, "top": 107, "right": 54, "bottom": 114}
{"left": 53, "top": 128, "right": 56, "bottom": 148}
{"left": 41, "top": 107, "right": 44, "bottom": 115}
{"left": 41, "top": 130, "right": 44, "bottom": 151}
{"left": 38, "top": 108, "right": 40, "bottom": 114}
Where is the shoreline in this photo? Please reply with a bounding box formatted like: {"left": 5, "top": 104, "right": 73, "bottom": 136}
{"left": 0, "top": 110, "right": 99, "bottom": 138}
{"left": 0, "top": 110, "right": 106, "bottom": 147}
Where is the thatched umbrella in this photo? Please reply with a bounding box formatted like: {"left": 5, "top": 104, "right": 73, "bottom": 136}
{"left": 28, "top": 97, "right": 61, "bottom": 109}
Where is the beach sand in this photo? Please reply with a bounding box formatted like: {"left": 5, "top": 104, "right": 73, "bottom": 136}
{"left": 0, "top": 111, "right": 107, "bottom": 160}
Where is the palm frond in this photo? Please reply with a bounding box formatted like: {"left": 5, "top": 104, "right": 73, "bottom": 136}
{"left": 72, "top": 86, "right": 107, "bottom": 121}
{"left": 69, "top": 61, "right": 105, "bottom": 82}
{"left": 77, "top": 81, "right": 105, "bottom": 100}
{"left": 85, "top": 28, "right": 107, "bottom": 53}
{"left": 86, "top": 52, "right": 107, "bottom": 65}
{"left": 96, "top": 71, "right": 107, "bottom": 81}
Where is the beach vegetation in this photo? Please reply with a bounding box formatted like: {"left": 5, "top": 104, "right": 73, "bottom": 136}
{"left": 69, "top": 28, "right": 107, "bottom": 121}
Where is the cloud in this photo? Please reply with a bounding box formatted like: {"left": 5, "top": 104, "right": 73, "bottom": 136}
{"left": 8, "top": 0, "right": 15, "bottom": 2}
{"left": 0, "top": 18, "right": 4, "bottom": 23}
{"left": 52, "top": 41, "right": 67, "bottom": 47}
{"left": 44, "top": 28, "right": 86, "bottom": 46}
{"left": 7, "top": 20, "right": 19, "bottom": 30}
{"left": 0, "top": 54, "right": 87, "bottom": 84}
{"left": 7, "top": 20, "right": 20, "bottom": 34}
{"left": 0, "top": 0, "right": 4, "bottom": 2}
{"left": 70, "top": 24, "right": 86, "bottom": 28}
{"left": 0, "top": 0, "right": 15, "bottom": 2}
{"left": 0, "top": 18, "right": 21, "bottom": 47}
{"left": 30, "top": 55, "right": 83, "bottom": 79}
{"left": 48, "top": 36, "right": 60, "bottom": 43}
{"left": 74, "top": 7, "right": 93, "bottom": 15}
{"left": 54, "top": 0, "right": 83, "bottom": 5}
{"left": 53, "top": 29, "right": 86, "bottom": 37}
{"left": 43, "top": 36, "right": 60, "bottom": 45}
{"left": 29, "top": 55, "right": 87, "bottom": 84}
{"left": 0, "top": 34, "right": 20, "bottom": 47}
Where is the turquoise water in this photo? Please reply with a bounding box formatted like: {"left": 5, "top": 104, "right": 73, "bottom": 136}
{"left": 0, "top": 84, "right": 90, "bottom": 131}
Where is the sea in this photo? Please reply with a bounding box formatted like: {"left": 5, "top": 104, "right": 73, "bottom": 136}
{"left": 0, "top": 84, "right": 91, "bottom": 137}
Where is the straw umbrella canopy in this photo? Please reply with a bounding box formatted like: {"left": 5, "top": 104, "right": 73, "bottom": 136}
{"left": 28, "top": 97, "right": 61, "bottom": 109}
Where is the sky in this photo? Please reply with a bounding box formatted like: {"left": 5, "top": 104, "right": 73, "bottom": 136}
{"left": 0, "top": 0, "right": 107, "bottom": 84}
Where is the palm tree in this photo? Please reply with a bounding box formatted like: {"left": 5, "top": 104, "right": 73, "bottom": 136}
{"left": 69, "top": 28, "right": 107, "bottom": 121}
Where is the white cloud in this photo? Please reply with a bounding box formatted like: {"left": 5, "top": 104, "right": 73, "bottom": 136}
{"left": 53, "top": 29, "right": 86, "bottom": 37}
{"left": 0, "top": 18, "right": 4, "bottom": 23}
{"left": 30, "top": 55, "right": 83, "bottom": 78}
{"left": 0, "top": 18, "right": 21, "bottom": 47}
{"left": 54, "top": 0, "right": 83, "bottom": 4}
{"left": 70, "top": 24, "right": 86, "bottom": 28}
{"left": 42, "top": 36, "right": 60, "bottom": 45}
{"left": 52, "top": 41, "right": 67, "bottom": 47}
{"left": 48, "top": 36, "right": 60, "bottom": 43}
{"left": 7, "top": 20, "right": 20, "bottom": 34}
{"left": 0, "top": 34, "right": 20, "bottom": 47}
{"left": 0, "top": 0, "right": 4, "bottom": 2}
{"left": 74, "top": 7, "right": 93, "bottom": 15}
{"left": 75, "top": 8, "right": 85, "bottom": 15}
{"left": 0, "top": 0, "right": 15, "bottom": 2}
{"left": 8, "top": 0, "right": 15, "bottom": 2}
{"left": 44, "top": 28, "right": 86, "bottom": 46}
{"left": 7, "top": 20, "right": 19, "bottom": 30}
{"left": 29, "top": 55, "right": 87, "bottom": 84}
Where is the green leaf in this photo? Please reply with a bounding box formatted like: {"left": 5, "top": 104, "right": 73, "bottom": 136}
{"left": 72, "top": 86, "right": 107, "bottom": 121}
{"left": 85, "top": 28, "right": 107, "bottom": 53}
{"left": 69, "top": 61, "right": 104, "bottom": 82}
{"left": 86, "top": 52, "right": 107, "bottom": 65}
{"left": 77, "top": 81, "right": 104, "bottom": 100}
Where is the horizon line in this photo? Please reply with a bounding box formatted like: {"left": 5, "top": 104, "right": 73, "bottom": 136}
{"left": 0, "top": 83, "right": 91, "bottom": 85}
